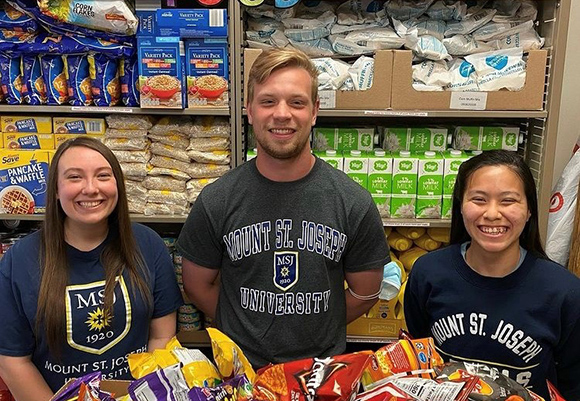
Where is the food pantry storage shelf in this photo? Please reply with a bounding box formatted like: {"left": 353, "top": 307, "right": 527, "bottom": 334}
{"left": 0, "top": 105, "right": 230, "bottom": 116}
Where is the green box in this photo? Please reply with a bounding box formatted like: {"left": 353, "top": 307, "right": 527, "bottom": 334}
{"left": 390, "top": 151, "right": 417, "bottom": 218}
{"left": 416, "top": 151, "right": 443, "bottom": 219}
{"left": 441, "top": 150, "right": 471, "bottom": 219}
{"left": 344, "top": 150, "right": 369, "bottom": 189}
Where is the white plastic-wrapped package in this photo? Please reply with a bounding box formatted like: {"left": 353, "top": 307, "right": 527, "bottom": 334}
{"left": 245, "top": 4, "right": 295, "bottom": 21}
{"left": 149, "top": 116, "right": 193, "bottom": 136}
{"left": 150, "top": 155, "right": 192, "bottom": 176}
{"left": 408, "top": 18, "right": 447, "bottom": 41}
{"left": 128, "top": 199, "right": 147, "bottom": 214}
{"left": 120, "top": 162, "right": 148, "bottom": 179}
{"left": 189, "top": 116, "right": 230, "bottom": 138}
{"left": 187, "top": 150, "right": 231, "bottom": 165}
{"left": 143, "top": 176, "right": 187, "bottom": 192}
{"left": 348, "top": 55, "right": 374, "bottom": 90}
{"left": 187, "top": 137, "right": 230, "bottom": 152}
{"left": 387, "top": 0, "right": 436, "bottom": 20}
{"left": 187, "top": 177, "right": 219, "bottom": 192}
{"left": 105, "top": 128, "right": 148, "bottom": 138}
{"left": 106, "top": 115, "right": 154, "bottom": 130}
{"left": 144, "top": 202, "right": 189, "bottom": 216}
{"left": 394, "top": 19, "right": 451, "bottom": 61}
{"left": 412, "top": 59, "right": 451, "bottom": 89}
{"left": 472, "top": 20, "right": 534, "bottom": 41}
{"left": 104, "top": 137, "right": 149, "bottom": 151}
{"left": 336, "top": 0, "right": 387, "bottom": 25}
{"left": 445, "top": 58, "right": 480, "bottom": 91}
{"left": 312, "top": 57, "right": 351, "bottom": 89}
{"left": 148, "top": 133, "right": 190, "bottom": 150}
{"left": 491, "top": 0, "right": 521, "bottom": 19}
{"left": 546, "top": 149, "right": 580, "bottom": 266}
{"left": 147, "top": 190, "right": 189, "bottom": 205}
{"left": 465, "top": 47, "right": 526, "bottom": 91}
{"left": 488, "top": 28, "right": 545, "bottom": 51}
{"left": 148, "top": 167, "right": 191, "bottom": 181}
{"left": 125, "top": 179, "right": 148, "bottom": 197}
{"left": 445, "top": 9, "right": 496, "bottom": 37}
{"left": 151, "top": 142, "right": 190, "bottom": 163}
{"left": 246, "top": 16, "right": 285, "bottom": 32}
{"left": 282, "top": 10, "right": 335, "bottom": 42}
{"left": 112, "top": 150, "right": 151, "bottom": 164}
{"left": 289, "top": 37, "right": 335, "bottom": 57}
{"left": 340, "top": 27, "right": 406, "bottom": 51}
{"left": 443, "top": 34, "right": 494, "bottom": 56}
{"left": 187, "top": 163, "right": 230, "bottom": 178}
{"left": 425, "top": 1, "right": 466, "bottom": 21}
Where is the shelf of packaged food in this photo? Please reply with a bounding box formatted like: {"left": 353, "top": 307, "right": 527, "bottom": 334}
{"left": 0, "top": 214, "right": 451, "bottom": 227}
{"left": 0, "top": 105, "right": 230, "bottom": 116}
{"left": 241, "top": 108, "right": 547, "bottom": 119}
{"left": 176, "top": 329, "right": 394, "bottom": 348}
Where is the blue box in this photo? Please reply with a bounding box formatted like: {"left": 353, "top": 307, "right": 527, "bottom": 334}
{"left": 156, "top": 9, "right": 228, "bottom": 38}
{"left": 185, "top": 38, "right": 229, "bottom": 107}
{"left": 137, "top": 36, "right": 185, "bottom": 109}
{"left": 136, "top": 10, "right": 156, "bottom": 36}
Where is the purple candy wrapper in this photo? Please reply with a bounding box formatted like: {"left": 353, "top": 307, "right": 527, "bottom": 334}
{"left": 188, "top": 374, "right": 253, "bottom": 401}
{"left": 128, "top": 364, "right": 189, "bottom": 401}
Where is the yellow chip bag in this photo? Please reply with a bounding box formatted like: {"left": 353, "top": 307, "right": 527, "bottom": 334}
{"left": 207, "top": 328, "right": 256, "bottom": 383}
{"left": 128, "top": 336, "right": 182, "bottom": 379}
{"left": 182, "top": 360, "right": 222, "bottom": 388}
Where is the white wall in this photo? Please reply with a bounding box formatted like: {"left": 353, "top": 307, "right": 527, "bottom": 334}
{"left": 552, "top": 0, "right": 580, "bottom": 187}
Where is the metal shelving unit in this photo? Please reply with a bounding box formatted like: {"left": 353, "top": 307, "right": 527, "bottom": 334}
{"left": 0, "top": 105, "right": 230, "bottom": 116}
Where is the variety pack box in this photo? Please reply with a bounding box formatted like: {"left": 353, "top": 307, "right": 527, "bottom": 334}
{"left": 53, "top": 117, "right": 106, "bottom": 135}
{"left": 137, "top": 36, "right": 185, "bottom": 109}
{"left": 2, "top": 133, "right": 54, "bottom": 150}
{"left": 0, "top": 150, "right": 50, "bottom": 214}
{"left": 156, "top": 9, "right": 228, "bottom": 38}
{"left": 186, "top": 39, "right": 229, "bottom": 107}
{"left": 1, "top": 116, "right": 52, "bottom": 133}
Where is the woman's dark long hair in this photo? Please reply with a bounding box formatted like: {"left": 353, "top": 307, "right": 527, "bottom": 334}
{"left": 450, "top": 149, "right": 548, "bottom": 259}
{"left": 36, "top": 137, "right": 152, "bottom": 356}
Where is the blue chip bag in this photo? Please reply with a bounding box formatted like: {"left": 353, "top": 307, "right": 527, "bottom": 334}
{"left": 40, "top": 54, "right": 68, "bottom": 105}
{"left": 18, "top": 33, "right": 68, "bottom": 54}
{"left": 0, "top": 3, "right": 38, "bottom": 32}
{"left": 22, "top": 54, "right": 46, "bottom": 105}
{"left": 0, "top": 53, "right": 23, "bottom": 104}
{"left": 89, "top": 53, "right": 120, "bottom": 107}
{"left": 67, "top": 35, "right": 135, "bottom": 58}
{"left": 120, "top": 55, "right": 139, "bottom": 107}
{"left": 64, "top": 54, "right": 92, "bottom": 106}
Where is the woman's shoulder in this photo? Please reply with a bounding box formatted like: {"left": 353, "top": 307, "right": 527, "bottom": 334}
{"left": 530, "top": 255, "right": 580, "bottom": 289}
{"left": 130, "top": 223, "right": 166, "bottom": 247}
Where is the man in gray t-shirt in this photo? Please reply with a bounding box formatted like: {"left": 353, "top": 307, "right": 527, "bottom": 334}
{"left": 176, "top": 47, "right": 389, "bottom": 368}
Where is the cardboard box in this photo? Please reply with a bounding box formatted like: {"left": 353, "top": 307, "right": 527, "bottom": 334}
{"left": 53, "top": 117, "right": 106, "bottom": 135}
{"left": 100, "top": 380, "right": 131, "bottom": 397}
{"left": 185, "top": 39, "right": 229, "bottom": 108}
{"left": 0, "top": 150, "right": 49, "bottom": 214}
{"left": 347, "top": 298, "right": 406, "bottom": 338}
{"left": 243, "top": 49, "right": 392, "bottom": 110}
{"left": 156, "top": 9, "right": 228, "bottom": 38}
{"left": 391, "top": 50, "right": 547, "bottom": 110}
{"left": 54, "top": 134, "right": 104, "bottom": 148}
{"left": 1, "top": 116, "right": 52, "bottom": 133}
{"left": 2, "top": 133, "right": 54, "bottom": 149}
{"left": 138, "top": 36, "right": 185, "bottom": 109}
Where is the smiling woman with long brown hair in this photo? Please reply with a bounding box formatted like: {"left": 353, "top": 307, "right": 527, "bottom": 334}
{"left": 0, "top": 137, "right": 182, "bottom": 401}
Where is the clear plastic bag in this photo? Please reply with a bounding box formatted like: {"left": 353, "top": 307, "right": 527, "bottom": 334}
{"left": 120, "top": 162, "right": 148, "bottom": 179}
{"left": 189, "top": 116, "right": 230, "bottom": 138}
{"left": 148, "top": 167, "right": 191, "bottom": 181}
{"left": 187, "top": 137, "right": 230, "bottom": 152}
{"left": 186, "top": 150, "right": 231, "bottom": 165}
{"left": 104, "top": 137, "right": 149, "bottom": 151}
{"left": 105, "top": 128, "right": 148, "bottom": 138}
{"left": 143, "top": 176, "right": 186, "bottom": 192}
{"left": 148, "top": 133, "right": 190, "bottom": 150}
{"left": 187, "top": 163, "right": 229, "bottom": 178}
{"left": 112, "top": 150, "right": 151, "bottom": 164}
{"left": 106, "top": 115, "right": 154, "bottom": 130}
{"left": 151, "top": 142, "right": 190, "bottom": 163}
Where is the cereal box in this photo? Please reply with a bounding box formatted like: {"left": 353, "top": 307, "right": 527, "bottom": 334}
{"left": 138, "top": 36, "right": 185, "bottom": 109}
{"left": 2, "top": 133, "right": 54, "bottom": 150}
{"left": 1, "top": 116, "right": 52, "bottom": 133}
{"left": 186, "top": 39, "right": 229, "bottom": 108}
{"left": 53, "top": 117, "right": 106, "bottom": 135}
{"left": 0, "top": 150, "right": 50, "bottom": 214}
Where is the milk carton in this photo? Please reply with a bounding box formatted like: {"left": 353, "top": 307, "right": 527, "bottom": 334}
{"left": 312, "top": 128, "right": 376, "bottom": 152}
{"left": 318, "top": 149, "right": 344, "bottom": 171}
{"left": 416, "top": 151, "right": 444, "bottom": 219}
{"left": 442, "top": 150, "right": 471, "bottom": 219}
{"left": 343, "top": 150, "right": 368, "bottom": 189}
{"left": 410, "top": 128, "right": 450, "bottom": 152}
{"left": 368, "top": 149, "right": 392, "bottom": 218}
{"left": 245, "top": 148, "right": 256, "bottom": 162}
{"left": 453, "top": 126, "right": 522, "bottom": 151}
{"left": 382, "top": 127, "right": 409, "bottom": 151}
{"left": 390, "top": 151, "right": 417, "bottom": 218}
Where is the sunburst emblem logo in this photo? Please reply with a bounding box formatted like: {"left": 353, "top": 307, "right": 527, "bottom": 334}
{"left": 85, "top": 307, "right": 112, "bottom": 331}
{"left": 280, "top": 266, "right": 290, "bottom": 277}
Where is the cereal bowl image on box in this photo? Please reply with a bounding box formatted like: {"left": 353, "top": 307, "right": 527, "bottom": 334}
{"left": 187, "top": 75, "right": 228, "bottom": 106}
{"left": 143, "top": 74, "right": 181, "bottom": 99}
{"left": 0, "top": 185, "right": 35, "bottom": 214}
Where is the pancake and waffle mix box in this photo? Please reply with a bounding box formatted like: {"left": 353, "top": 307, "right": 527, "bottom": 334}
{"left": 2, "top": 133, "right": 54, "bottom": 150}
{"left": 54, "top": 134, "right": 104, "bottom": 148}
{"left": 53, "top": 117, "right": 106, "bottom": 135}
{"left": 0, "top": 150, "right": 49, "bottom": 214}
{"left": 1, "top": 116, "right": 52, "bottom": 133}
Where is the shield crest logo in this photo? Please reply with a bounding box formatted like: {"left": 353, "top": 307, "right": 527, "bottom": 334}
{"left": 273, "top": 251, "right": 299, "bottom": 291}
{"left": 65, "top": 276, "right": 132, "bottom": 355}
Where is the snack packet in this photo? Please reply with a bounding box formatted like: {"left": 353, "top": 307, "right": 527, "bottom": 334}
{"left": 207, "top": 328, "right": 256, "bottom": 383}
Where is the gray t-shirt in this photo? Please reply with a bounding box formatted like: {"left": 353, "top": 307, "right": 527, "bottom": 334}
{"left": 177, "top": 157, "right": 389, "bottom": 367}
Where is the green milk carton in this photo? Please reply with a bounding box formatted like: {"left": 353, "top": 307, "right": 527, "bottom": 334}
{"left": 338, "top": 128, "right": 375, "bottom": 152}
{"left": 318, "top": 149, "right": 344, "bottom": 171}
{"left": 441, "top": 150, "right": 471, "bottom": 219}
{"left": 390, "top": 151, "right": 418, "bottom": 218}
{"left": 416, "top": 151, "right": 444, "bottom": 219}
{"left": 246, "top": 148, "right": 257, "bottom": 162}
{"left": 382, "top": 127, "right": 410, "bottom": 151}
{"left": 344, "top": 150, "right": 368, "bottom": 189}
{"left": 368, "top": 149, "right": 392, "bottom": 218}
{"left": 312, "top": 128, "right": 339, "bottom": 150}
{"left": 453, "top": 126, "right": 522, "bottom": 151}
{"left": 410, "top": 128, "right": 450, "bottom": 152}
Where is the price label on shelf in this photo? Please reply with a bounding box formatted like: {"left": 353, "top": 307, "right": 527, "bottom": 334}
{"left": 71, "top": 106, "right": 134, "bottom": 114}
{"left": 318, "top": 90, "right": 336, "bottom": 109}
{"left": 449, "top": 92, "right": 488, "bottom": 110}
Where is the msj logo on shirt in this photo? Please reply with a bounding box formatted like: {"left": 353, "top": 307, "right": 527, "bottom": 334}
{"left": 273, "top": 251, "right": 298, "bottom": 291}
{"left": 65, "top": 276, "right": 132, "bottom": 355}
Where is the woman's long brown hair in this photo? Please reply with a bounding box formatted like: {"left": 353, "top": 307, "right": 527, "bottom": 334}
{"left": 36, "top": 137, "right": 152, "bottom": 356}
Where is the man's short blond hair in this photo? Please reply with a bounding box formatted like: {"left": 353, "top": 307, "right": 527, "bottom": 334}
{"left": 247, "top": 47, "right": 319, "bottom": 105}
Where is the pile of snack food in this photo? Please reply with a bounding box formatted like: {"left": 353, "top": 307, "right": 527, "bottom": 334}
{"left": 51, "top": 328, "right": 565, "bottom": 401}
